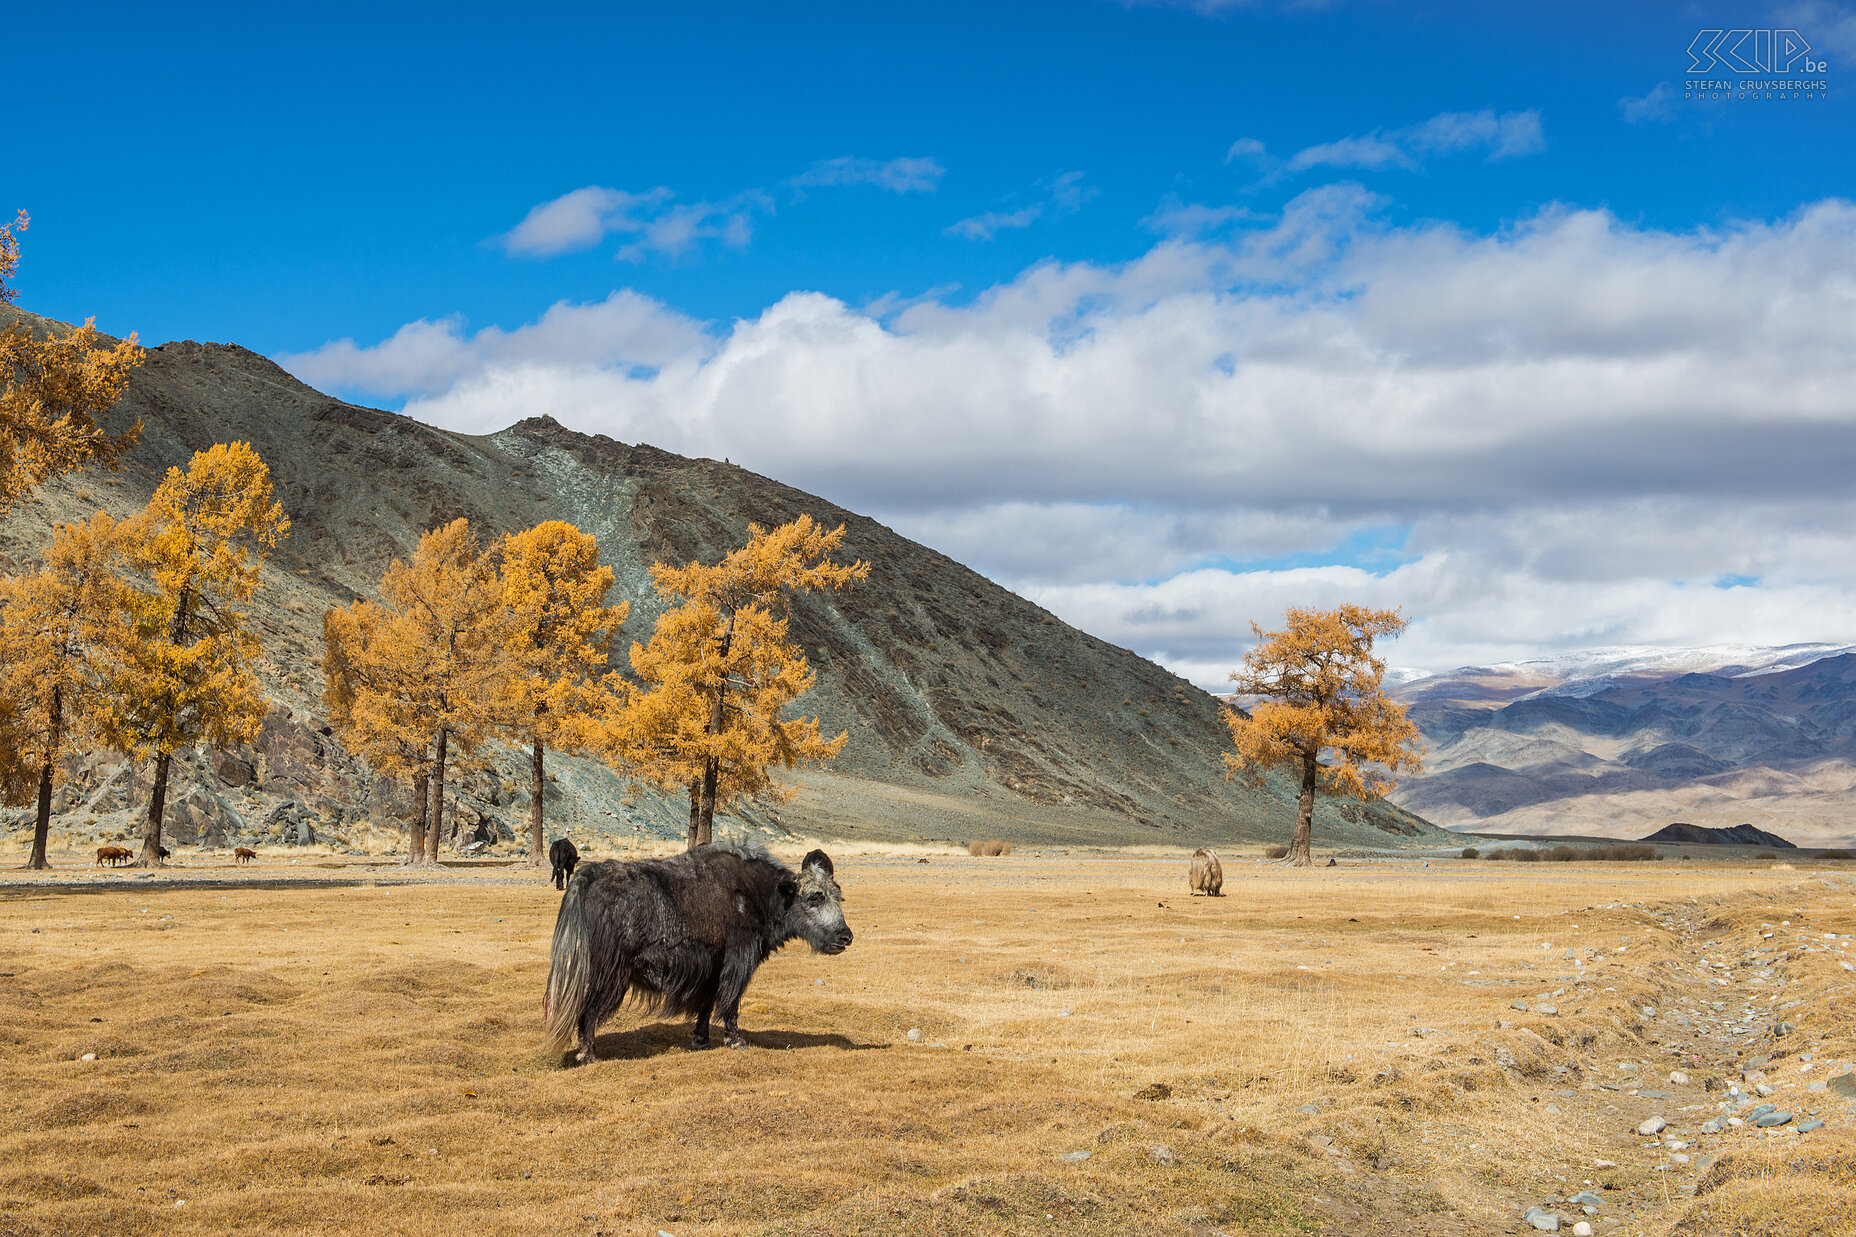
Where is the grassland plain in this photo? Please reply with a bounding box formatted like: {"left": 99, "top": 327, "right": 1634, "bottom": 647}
{"left": 3, "top": 849, "right": 1855, "bottom": 1236}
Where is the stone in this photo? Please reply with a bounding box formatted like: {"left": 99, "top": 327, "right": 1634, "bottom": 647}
{"left": 1797, "top": 1119, "right": 1824, "bottom": 1133}
{"left": 1535, "top": 1004, "right": 1560, "bottom": 1016}
{"left": 1568, "top": 1191, "right": 1604, "bottom": 1207}
{"left": 1059, "top": 1150, "right": 1091, "bottom": 1162}
{"left": 1572, "top": 1223, "right": 1594, "bottom": 1237}
{"left": 1637, "top": 1116, "right": 1666, "bottom": 1136}
{"left": 1700, "top": 1116, "right": 1726, "bottom": 1134}
{"left": 1830, "top": 1073, "right": 1856, "bottom": 1099}
{"left": 1294, "top": 1103, "right": 1322, "bottom": 1115}
{"left": 1754, "top": 1110, "right": 1792, "bottom": 1127}
{"left": 209, "top": 750, "right": 257, "bottom": 788}
{"left": 906, "top": 1028, "right": 922, "bottom": 1042}
{"left": 1145, "top": 1143, "right": 1179, "bottom": 1166}
{"left": 1669, "top": 1071, "right": 1690, "bottom": 1085}
{"left": 1512, "top": 1000, "right": 1530, "bottom": 1011}
{"left": 1636, "top": 1089, "right": 1670, "bottom": 1100}
{"left": 1755, "top": 1083, "right": 1775, "bottom": 1097}
{"left": 79, "top": 1053, "right": 96, "bottom": 1061}
{"left": 1522, "top": 1205, "right": 1561, "bottom": 1231}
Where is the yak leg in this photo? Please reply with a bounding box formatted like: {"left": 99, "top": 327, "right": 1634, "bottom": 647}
{"left": 689, "top": 994, "right": 716, "bottom": 1050}
{"left": 715, "top": 936, "right": 759, "bottom": 1049}
{"left": 577, "top": 962, "right": 629, "bottom": 1065}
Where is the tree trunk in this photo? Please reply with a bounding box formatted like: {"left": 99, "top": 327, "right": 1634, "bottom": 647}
{"left": 136, "top": 752, "right": 172, "bottom": 867}
{"left": 26, "top": 686, "right": 59, "bottom": 870}
{"left": 1288, "top": 748, "right": 1316, "bottom": 867}
{"left": 529, "top": 736, "right": 546, "bottom": 867}
{"left": 410, "top": 772, "right": 429, "bottom": 864}
{"left": 426, "top": 727, "right": 448, "bottom": 865}
{"left": 135, "top": 589, "right": 190, "bottom": 868}
{"left": 27, "top": 759, "right": 54, "bottom": 870}
{"left": 695, "top": 616, "right": 733, "bottom": 845}
{"left": 697, "top": 757, "right": 718, "bottom": 848}
{"left": 686, "top": 779, "right": 702, "bottom": 851}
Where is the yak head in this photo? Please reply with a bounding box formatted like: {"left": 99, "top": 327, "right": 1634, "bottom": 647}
{"left": 782, "top": 849, "right": 853, "bottom": 955}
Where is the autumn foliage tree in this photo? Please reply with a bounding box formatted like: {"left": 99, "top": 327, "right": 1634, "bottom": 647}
{"left": 324, "top": 520, "right": 502, "bottom": 865}
{"left": 1223, "top": 605, "right": 1423, "bottom": 867}
{"left": 495, "top": 521, "right": 627, "bottom": 866}
{"left": 105, "top": 443, "right": 289, "bottom": 866}
{"left": 0, "top": 514, "right": 131, "bottom": 867}
{"left": 323, "top": 599, "right": 441, "bottom": 862}
{"left": 610, "top": 515, "right": 867, "bottom": 848}
{"left": 0, "top": 212, "right": 144, "bottom": 514}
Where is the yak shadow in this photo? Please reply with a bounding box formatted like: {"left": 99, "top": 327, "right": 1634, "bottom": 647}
{"left": 568, "top": 1023, "right": 884, "bottom": 1066}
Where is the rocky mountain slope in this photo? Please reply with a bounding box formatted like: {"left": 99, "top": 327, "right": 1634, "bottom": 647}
{"left": 0, "top": 305, "right": 1448, "bottom": 856}
{"left": 1388, "top": 646, "right": 1856, "bottom": 846}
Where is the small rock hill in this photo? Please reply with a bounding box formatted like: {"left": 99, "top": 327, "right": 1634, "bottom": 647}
{"left": 0, "top": 305, "right": 1448, "bottom": 853}
{"left": 1639, "top": 823, "right": 1796, "bottom": 849}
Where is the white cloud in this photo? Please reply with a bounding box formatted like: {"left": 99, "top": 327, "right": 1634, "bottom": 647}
{"left": 1230, "top": 109, "right": 1547, "bottom": 186}
{"left": 498, "top": 156, "right": 941, "bottom": 261}
{"left": 1776, "top": 1, "right": 1856, "bottom": 60}
{"left": 946, "top": 171, "right": 1099, "bottom": 240}
{"left": 1619, "top": 83, "right": 1677, "bottom": 124}
{"left": 500, "top": 186, "right": 674, "bottom": 257}
{"left": 791, "top": 156, "right": 945, "bottom": 194}
{"left": 277, "top": 291, "right": 710, "bottom": 402}
{"left": 285, "top": 190, "right": 1856, "bottom": 683}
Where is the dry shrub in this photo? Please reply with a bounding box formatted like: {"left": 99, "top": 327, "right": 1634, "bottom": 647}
{"left": 967, "top": 839, "right": 1013, "bottom": 856}
{"left": 1490, "top": 843, "right": 1657, "bottom": 862}
{"left": 1460, "top": 847, "right": 1479, "bottom": 859}
{"left": 1819, "top": 849, "right": 1855, "bottom": 860}
{"left": 1264, "top": 844, "right": 1289, "bottom": 860}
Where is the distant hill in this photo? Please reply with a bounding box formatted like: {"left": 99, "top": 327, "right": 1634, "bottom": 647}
{"left": 1640, "top": 822, "right": 1796, "bottom": 849}
{"left": 1388, "top": 647, "right": 1856, "bottom": 847}
{"left": 0, "top": 304, "right": 1450, "bottom": 853}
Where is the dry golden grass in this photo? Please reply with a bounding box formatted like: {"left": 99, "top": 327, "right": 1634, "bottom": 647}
{"left": 2, "top": 850, "right": 1853, "bottom": 1236}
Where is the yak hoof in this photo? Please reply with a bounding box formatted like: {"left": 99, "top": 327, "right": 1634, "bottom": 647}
{"left": 689, "top": 1035, "right": 712, "bottom": 1051}
{"left": 724, "top": 1032, "right": 747, "bottom": 1049}
{"left": 575, "top": 1046, "right": 599, "bottom": 1065}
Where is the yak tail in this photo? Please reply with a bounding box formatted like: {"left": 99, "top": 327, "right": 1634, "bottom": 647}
{"left": 543, "top": 873, "right": 592, "bottom": 1052}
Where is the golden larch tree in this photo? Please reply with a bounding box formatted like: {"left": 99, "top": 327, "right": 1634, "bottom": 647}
{"left": 324, "top": 600, "right": 441, "bottom": 862}
{"left": 105, "top": 442, "right": 289, "bottom": 866}
{"left": 0, "top": 212, "right": 145, "bottom": 514}
{"left": 1223, "top": 605, "right": 1423, "bottom": 867}
{"left": 614, "top": 515, "right": 867, "bottom": 848}
{"left": 0, "top": 513, "right": 132, "bottom": 867}
{"left": 496, "top": 521, "right": 627, "bottom": 867}
{"left": 374, "top": 519, "right": 503, "bottom": 864}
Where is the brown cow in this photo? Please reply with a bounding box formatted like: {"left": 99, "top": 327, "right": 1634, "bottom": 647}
{"left": 95, "top": 845, "right": 133, "bottom": 867}
{"left": 234, "top": 847, "right": 258, "bottom": 864}
{"left": 1189, "top": 847, "right": 1223, "bottom": 896}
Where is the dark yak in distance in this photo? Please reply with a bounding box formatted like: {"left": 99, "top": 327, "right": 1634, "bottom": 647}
{"left": 549, "top": 837, "right": 579, "bottom": 890}
{"left": 543, "top": 840, "right": 853, "bottom": 1063}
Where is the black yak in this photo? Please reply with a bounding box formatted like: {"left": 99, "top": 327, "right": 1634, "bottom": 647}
{"left": 1189, "top": 847, "right": 1223, "bottom": 896}
{"left": 543, "top": 839, "right": 852, "bottom": 1062}
{"left": 549, "top": 837, "right": 579, "bottom": 891}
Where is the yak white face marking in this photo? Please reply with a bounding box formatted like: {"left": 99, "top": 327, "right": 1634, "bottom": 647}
{"left": 790, "top": 852, "right": 853, "bottom": 955}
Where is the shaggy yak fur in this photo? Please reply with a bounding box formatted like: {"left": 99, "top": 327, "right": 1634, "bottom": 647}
{"left": 549, "top": 837, "right": 579, "bottom": 891}
{"left": 1189, "top": 847, "right": 1224, "bottom": 896}
{"left": 543, "top": 840, "right": 853, "bottom": 1062}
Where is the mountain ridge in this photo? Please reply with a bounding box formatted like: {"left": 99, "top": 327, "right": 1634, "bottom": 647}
{"left": 0, "top": 304, "right": 1447, "bottom": 853}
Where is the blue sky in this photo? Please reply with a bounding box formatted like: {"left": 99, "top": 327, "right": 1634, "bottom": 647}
{"left": 9, "top": 1, "right": 1856, "bottom": 679}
